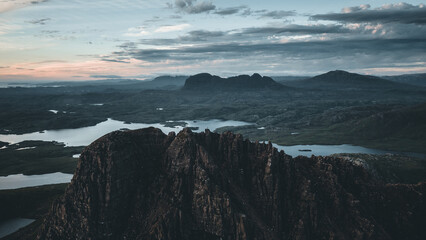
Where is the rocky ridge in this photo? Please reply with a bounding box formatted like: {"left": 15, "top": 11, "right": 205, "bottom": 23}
{"left": 183, "top": 73, "right": 284, "bottom": 91}
{"left": 37, "top": 128, "right": 425, "bottom": 240}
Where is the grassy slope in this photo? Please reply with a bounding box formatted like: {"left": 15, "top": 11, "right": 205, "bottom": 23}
{"left": 0, "top": 184, "right": 68, "bottom": 240}
{"left": 228, "top": 103, "right": 426, "bottom": 154}
{"left": 0, "top": 141, "right": 82, "bottom": 176}
{"left": 333, "top": 153, "right": 426, "bottom": 184}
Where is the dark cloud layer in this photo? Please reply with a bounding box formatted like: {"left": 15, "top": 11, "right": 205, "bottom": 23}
{"left": 167, "top": 1, "right": 296, "bottom": 19}
{"left": 258, "top": 10, "right": 296, "bottom": 19}
{"left": 135, "top": 24, "right": 350, "bottom": 47}
{"left": 180, "top": 30, "right": 225, "bottom": 41}
{"left": 30, "top": 0, "right": 49, "bottom": 5}
{"left": 168, "top": 0, "right": 215, "bottom": 14}
{"left": 214, "top": 6, "right": 246, "bottom": 15}
{"left": 311, "top": 3, "right": 426, "bottom": 24}
{"left": 241, "top": 24, "right": 349, "bottom": 35}
{"left": 101, "top": 58, "right": 130, "bottom": 64}
{"left": 240, "top": 8, "right": 296, "bottom": 19}
{"left": 116, "top": 38, "right": 426, "bottom": 64}
{"left": 90, "top": 75, "right": 123, "bottom": 79}
{"left": 105, "top": 2, "right": 426, "bottom": 74}
{"left": 27, "top": 18, "right": 51, "bottom": 25}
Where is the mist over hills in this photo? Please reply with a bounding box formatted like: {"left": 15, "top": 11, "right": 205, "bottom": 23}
{"left": 382, "top": 73, "right": 426, "bottom": 87}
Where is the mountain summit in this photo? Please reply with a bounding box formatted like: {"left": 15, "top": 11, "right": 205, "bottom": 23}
{"left": 183, "top": 73, "right": 284, "bottom": 91}
{"left": 287, "top": 70, "right": 408, "bottom": 90}
{"left": 35, "top": 128, "right": 426, "bottom": 239}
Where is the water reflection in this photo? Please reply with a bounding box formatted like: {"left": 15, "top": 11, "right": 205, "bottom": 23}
{"left": 0, "top": 118, "right": 251, "bottom": 147}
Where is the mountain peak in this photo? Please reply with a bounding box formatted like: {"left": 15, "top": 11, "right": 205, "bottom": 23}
{"left": 251, "top": 73, "right": 262, "bottom": 79}
{"left": 320, "top": 70, "right": 365, "bottom": 78}
{"left": 282, "top": 70, "right": 408, "bottom": 90}
{"left": 183, "top": 73, "right": 284, "bottom": 91}
{"left": 36, "top": 128, "right": 426, "bottom": 240}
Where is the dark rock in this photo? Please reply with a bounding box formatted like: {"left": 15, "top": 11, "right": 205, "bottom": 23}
{"left": 37, "top": 128, "right": 426, "bottom": 240}
{"left": 183, "top": 73, "right": 285, "bottom": 91}
{"left": 0, "top": 141, "right": 8, "bottom": 148}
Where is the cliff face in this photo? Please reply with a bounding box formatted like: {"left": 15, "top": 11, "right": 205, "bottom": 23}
{"left": 38, "top": 128, "right": 425, "bottom": 240}
{"left": 183, "top": 73, "right": 284, "bottom": 91}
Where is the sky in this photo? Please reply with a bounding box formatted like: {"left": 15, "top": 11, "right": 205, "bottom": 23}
{"left": 0, "top": 0, "right": 425, "bottom": 81}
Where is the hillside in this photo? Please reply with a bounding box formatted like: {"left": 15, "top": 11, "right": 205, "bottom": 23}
{"left": 286, "top": 70, "right": 412, "bottom": 90}
{"left": 149, "top": 75, "right": 188, "bottom": 88}
{"left": 382, "top": 73, "right": 426, "bottom": 87}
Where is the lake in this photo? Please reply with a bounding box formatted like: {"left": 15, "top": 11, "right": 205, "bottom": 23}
{"left": 1, "top": 118, "right": 424, "bottom": 190}
{"left": 0, "top": 118, "right": 252, "bottom": 147}
{"left": 273, "top": 143, "right": 426, "bottom": 158}
{"left": 0, "top": 119, "right": 251, "bottom": 190}
{"left": 0, "top": 218, "right": 35, "bottom": 238}
{"left": 0, "top": 173, "right": 73, "bottom": 190}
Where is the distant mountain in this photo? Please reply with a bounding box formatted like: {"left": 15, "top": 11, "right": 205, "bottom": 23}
{"left": 41, "top": 78, "right": 143, "bottom": 87}
{"left": 285, "top": 70, "right": 411, "bottom": 90}
{"left": 33, "top": 76, "right": 188, "bottom": 91}
{"left": 183, "top": 73, "right": 285, "bottom": 91}
{"left": 382, "top": 73, "right": 426, "bottom": 87}
{"left": 271, "top": 76, "right": 310, "bottom": 83}
{"left": 148, "top": 75, "right": 188, "bottom": 89}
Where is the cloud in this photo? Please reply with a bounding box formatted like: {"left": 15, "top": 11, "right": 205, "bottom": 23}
{"left": 0, "top": 0, "right": 48, "bottom": 14}
{"left": 125, "top": 26, "right": 150, "bottom": 37}
{"left": 311, "top": 3, "right": 426, "bottom": 25}
{"left": 342, "top": 4, "right": 370, "bottom": 13}
{"left": 214, "top": 6, "right": 247, "bottom": 15}
{"left": 167, "top": 1, "right": 296, "bottom": 19}
{"left": 168, "top": 0, "right": 215, "bottom": 14}
{"left": 27, "top": 18, "right": 51, "bottom": 25}
{"left": 240, "top": 8, "right": 296, "bottom": 19}
{"left": 258, "top": 10, "right": 296, "bottom": 19}
{"left": 155, "top": 23, "right": 190, "bottom": 33}
{"left": 101, "top": 59, "right": 130, "bottom": 64}
{"left": 179, "top": 30, "right": 225, "bottom": 41}
{"left": 118, "top": 42, "right": 138, "bottom": 50}
{"left": 90, "top": 75, "right": 123, "bottom": 79}
{"left": 113, "top": 38, "right": 426, "bottom": 68}
{"left": 241, "top": 24, "right": 349, "bottom": 35}
{"left": 135, "top": 24, "right": 351, "bottom": 46}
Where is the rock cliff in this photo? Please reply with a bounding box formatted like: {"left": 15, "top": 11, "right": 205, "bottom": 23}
{"left": 37, "top": 128, "right": 425, "bottom": 240}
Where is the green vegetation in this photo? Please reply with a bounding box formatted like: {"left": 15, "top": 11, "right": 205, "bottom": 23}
{"left": 0, "top": 184, "right": 67, "bottom": 240}
{"left": 333, "top": 153, "right": 426, "bottom": 184}
{"left": 1, "top": 72, "right": 426, "bottom": 238}
{"left": 0, "top": 183, "right": 67, "bottom": 222}
{"left": 0, "top": 141, "right": 82, "bottom": 176}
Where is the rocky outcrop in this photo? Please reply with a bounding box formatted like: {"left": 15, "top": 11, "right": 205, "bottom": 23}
{"left": 37, "top": 128, "right": 426, "bottom": 240}
{"left": 183, "top": 73, "right": 285, "bottom": 91}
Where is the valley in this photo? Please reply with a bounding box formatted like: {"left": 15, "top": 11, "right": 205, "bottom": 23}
{"left": 1, "top": 70, "right": 426, "bottom": 239}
